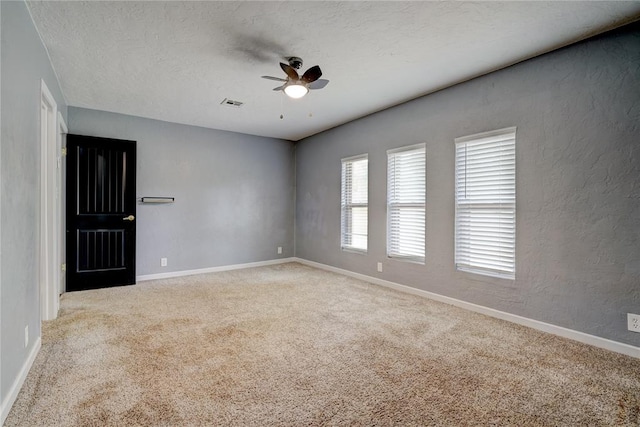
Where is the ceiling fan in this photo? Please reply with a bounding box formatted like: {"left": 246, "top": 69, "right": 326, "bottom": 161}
{"left": 262, "top": 57, "right": 329, "bottom": 99}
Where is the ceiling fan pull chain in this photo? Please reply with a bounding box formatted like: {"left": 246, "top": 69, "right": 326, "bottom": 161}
{"left": 280, "top": 93, "right": 284, "bottom": 120}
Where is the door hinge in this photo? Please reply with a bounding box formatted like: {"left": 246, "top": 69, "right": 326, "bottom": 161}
{"left": 61, "top": 263, "right": 66, "bottom": 272}
{"left": 61, "top": 147, "right": 67, "bottom": 156}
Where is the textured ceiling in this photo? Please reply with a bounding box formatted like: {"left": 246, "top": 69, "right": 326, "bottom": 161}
{"left": 27, "top": 1, "right": 640, "bottom": 141}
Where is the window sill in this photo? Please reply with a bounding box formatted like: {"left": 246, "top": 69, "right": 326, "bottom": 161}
{"left": 456, "top": 266, "right": 514, "bottom": 281}
{"left": 342, "top": 247, "right": 368, "bottom": 255}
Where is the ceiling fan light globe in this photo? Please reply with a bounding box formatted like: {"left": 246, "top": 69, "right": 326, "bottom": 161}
{"left": 284, "top": 83, "right": 309, "bottom": 99}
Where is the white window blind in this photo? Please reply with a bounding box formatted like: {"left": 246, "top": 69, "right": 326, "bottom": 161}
{"left": 455, "top": 127, "right": 516, "bottom": 279}
{"left": 341, "top": 155, "right": 368, "bottom": 252}
{"left": 387, "top": 144, "right": 426, "bottom": 263}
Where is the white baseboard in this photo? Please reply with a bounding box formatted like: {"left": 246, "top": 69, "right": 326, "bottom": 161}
{"left": 293, "top": 257, "right": 640, "bottom": 359}
{"left": 1, "top": 337, "right": 42, "bottom": 425}
{"left": 136, "top": 257, "right": 297, "bottom": 282}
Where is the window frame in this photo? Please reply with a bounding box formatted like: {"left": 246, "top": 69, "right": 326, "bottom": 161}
{"left": 386, "top": 143, "right": 426, "bottom": 264}
{"left": 340, "top": 153, "right": 369, "bottom": 253}
{"left": 454, "top": 127, "right": 516, "bottom": 280}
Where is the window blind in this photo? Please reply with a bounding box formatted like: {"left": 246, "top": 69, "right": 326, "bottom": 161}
{"left": 387, "top": 144, "right": 426, "bottom": 263}
{"left": 455, "top": 128, "right": 516, "bottom": 279}
{"left": 341, "top": 155, "right": 368, "bottom": 252}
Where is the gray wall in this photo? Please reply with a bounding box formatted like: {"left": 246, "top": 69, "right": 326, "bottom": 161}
{"left": 295, "top": 23, "right": 640, "bottom": 346}
{"left": 68, "top": 108, "right": 295, "bottom": 276}
{"left": 1, "top": 0, "right": 68, "bottom": 402}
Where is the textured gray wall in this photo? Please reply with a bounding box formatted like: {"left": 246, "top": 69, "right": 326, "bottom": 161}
{"left": 68, "top": 108, "right": 295, "bottom": 276}
{"left": 295, "top": 24, "right": 640, "bottom": 346}
{"left": 1, "top": 1, "right": 68, "bottom": 401}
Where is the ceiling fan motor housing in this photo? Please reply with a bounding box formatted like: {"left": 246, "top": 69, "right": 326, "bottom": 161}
{"left": 288, "top": 57, "right": 303, "bottom": 69}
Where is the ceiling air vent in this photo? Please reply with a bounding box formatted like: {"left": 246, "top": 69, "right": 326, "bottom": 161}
{"left": 221, "top": 98, "right": 243, "bottom": 108}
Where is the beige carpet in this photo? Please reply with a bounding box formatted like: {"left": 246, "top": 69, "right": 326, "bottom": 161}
{"left": 5, "top": 262, "right": 640, "bottom": 426}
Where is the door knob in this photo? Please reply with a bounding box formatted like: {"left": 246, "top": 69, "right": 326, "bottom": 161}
{"left": 123, "top": 215, "right": 135, "bottom": 221}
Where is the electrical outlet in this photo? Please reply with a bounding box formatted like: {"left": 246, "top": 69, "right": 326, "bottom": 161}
{"left": 377, "top": 262, "right": 383, "bottom": 272}
{"left": 277, "top": 247, "right": 282, "bottom": 255}
{"left": 24, "top": 326, "right": 29, "bottom": 348}
{"left": 628, "top": 313, "right": 640, "bottom": 333}
{"left": 161, "top": 257, "right": 167, "bottom": 267}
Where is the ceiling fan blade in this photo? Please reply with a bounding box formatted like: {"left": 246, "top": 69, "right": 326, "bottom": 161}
{"left": 272, "top": 84, "right": 286, "bottom": 91}
{"left": 262, "top": 76, "right": 287, "bottom": 82}
{"left": 301, "top": 65, "right": 322, "bottom": 83}
{"left": 308, "top": 79, "right": 329, "bottom": 90}
{"left": 280, "top": 63, "right": 299, "bottom": 80}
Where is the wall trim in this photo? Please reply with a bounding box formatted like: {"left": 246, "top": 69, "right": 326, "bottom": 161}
{"left": 1, "top": 337, "right": 42, "bottom": 424}
{"left": 293, "top": 257, "right": 640, "bottom": 359}
{"left": 40, "top": 79, "right": 60, "bottom": 322}
{"left": 136, "top": 257, "right": 297, "bottom": 282}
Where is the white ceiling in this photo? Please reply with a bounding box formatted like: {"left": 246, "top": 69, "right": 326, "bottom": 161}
{"left": 27, "top": 1, "right": 640, "bottom": 141}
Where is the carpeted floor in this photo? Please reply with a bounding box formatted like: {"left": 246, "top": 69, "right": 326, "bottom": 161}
{"left": 5, "top": 262, "right": 640, "bottom": 426}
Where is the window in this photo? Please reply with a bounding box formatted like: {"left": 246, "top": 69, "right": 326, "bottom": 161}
{"left": 387, "top": 144, "right": 426, "bottom": 263}
{"left": 455, "top": 127, "right": 516, "bottom": 279}
{"left": 341, "top": 154, "right": 368, "bottom": 252}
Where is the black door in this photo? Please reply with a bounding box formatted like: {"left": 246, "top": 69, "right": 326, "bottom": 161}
{"left": 66, "top": 134, "right": 136, "bottom": 291}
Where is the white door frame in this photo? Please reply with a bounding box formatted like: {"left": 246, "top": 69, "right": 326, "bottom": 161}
{"left": 40, "top": 79, "right": 59, "bottom": 321}
{"left": 57, "top": 112, "right": 68, "bottom": 295}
